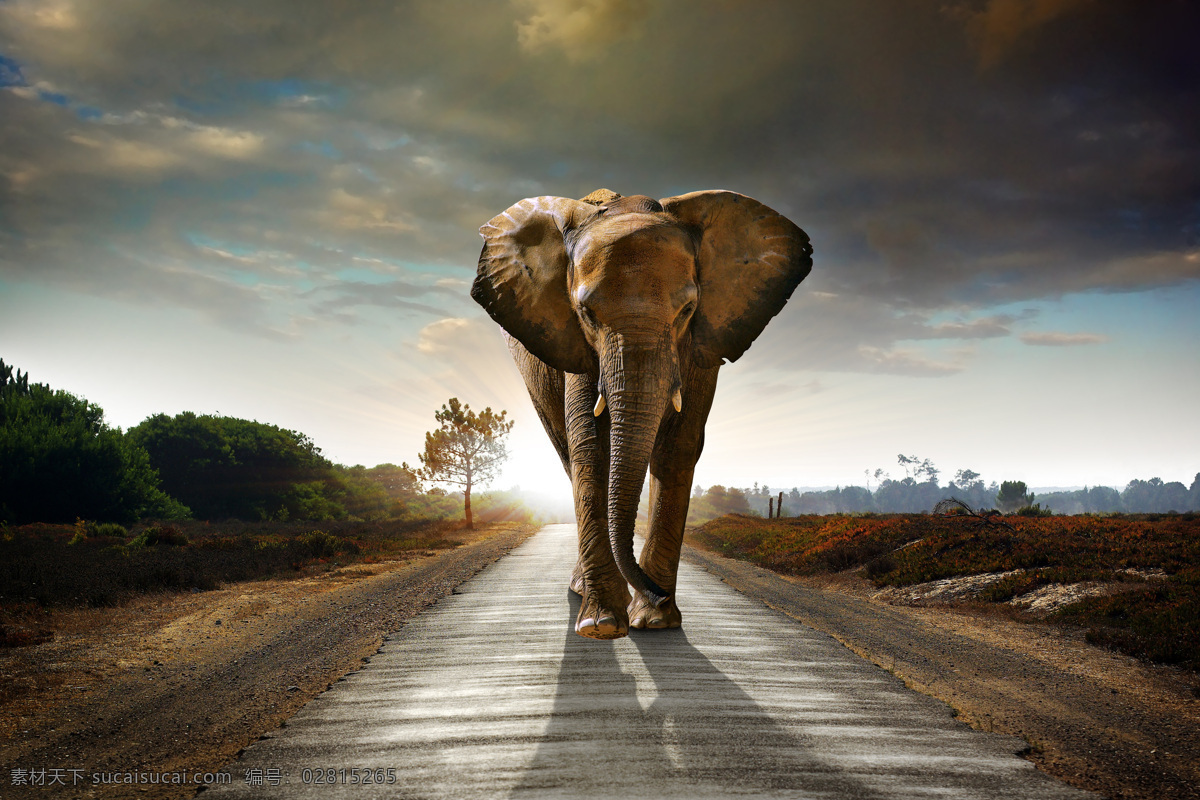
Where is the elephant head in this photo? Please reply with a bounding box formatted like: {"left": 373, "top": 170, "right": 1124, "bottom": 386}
{"left": 472, "top": 190, "right": 812, "bottom": 607}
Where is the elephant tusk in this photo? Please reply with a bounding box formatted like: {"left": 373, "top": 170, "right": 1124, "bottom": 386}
{"left": 593, "top": 393, "right": 606, "bottom": 417}
{"left": 672, "top": 388, "right": 683, "bottom": 413}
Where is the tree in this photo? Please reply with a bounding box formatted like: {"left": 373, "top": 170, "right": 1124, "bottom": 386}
{"left": 704, "top": 485, "right": 752, "bottom": 516}
{"left": 365, "top": 462, "right": 421, "bottom": 501}
{"left": 1, "top": 359, "right": 185, "bottom": 524}
{"left": 996, "top": 480, "right": 1033, "bottom": 513}
{"left": 1122, "top": 477, "right": 1192, "bottom": 513}
{"left": 896, "top": 454, "right": 938, "bottom": 485}
{"left": 129, "top": 412, "right": 339, "bottom": 520}
{"left": 953, "top": 468, "right": 981, "bottom": 489}
{"left": 949, "top": 468, "right": 990, "bottom": 510}
{"left": 418, "top": 398, "right": 513, "bottom": 529}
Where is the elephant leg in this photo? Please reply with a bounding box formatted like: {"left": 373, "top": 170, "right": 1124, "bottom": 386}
{"left": 505, "top": 333, "right": 570, "bottom": 477}
{"left": 629, "top": 365, "right": 720, "bottom": 630}
{"left": 564, "top": 372, "right": 631, "bottom": 639}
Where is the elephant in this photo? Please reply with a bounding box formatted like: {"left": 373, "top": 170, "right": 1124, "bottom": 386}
{"left": 471, "top": 188, "right": 812, "bottom": 639}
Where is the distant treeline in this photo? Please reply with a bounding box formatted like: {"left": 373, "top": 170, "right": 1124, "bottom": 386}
{"left": 5, "top": 359, "right": 1195, "bottom": 525}
{"left": 690, "top": 467, "right": 1200, "bottom": 522}
{"left": 0, "top": 359, "right": 528, "bottom": 526}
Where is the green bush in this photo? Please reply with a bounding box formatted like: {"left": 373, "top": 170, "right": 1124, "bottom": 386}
{"left": 95, "top": 522, "right": 128, "bottom": 538}
{"left": 1015, "top": 503, "right": 1053, "bottom": 517}
{"left": 128, "top": 412, "right": 355, "bottom": 521}
{"left": 128, "top": 525, "right": 189, "bottom": 548}
{"left": 300, "top": 529, "right": 358, "bottom": 558}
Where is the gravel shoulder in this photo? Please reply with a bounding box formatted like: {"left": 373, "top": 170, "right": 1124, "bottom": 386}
{"left": 0, "top": 524, "right": 534, "bottom": 799}
{"left": 683, "top": 543, "right": 1200, "bottom": 800}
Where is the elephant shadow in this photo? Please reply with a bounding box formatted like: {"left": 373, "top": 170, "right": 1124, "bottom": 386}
{"left": 509, "top": 592, "right": 880, "bottom": 798}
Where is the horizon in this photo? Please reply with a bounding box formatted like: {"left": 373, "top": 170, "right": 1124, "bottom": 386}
{"left": 7, "top": 354, "right": 1195, "bottom": 501}
{"left": 2, "top": 3, "right": 1197, "bottom": 500}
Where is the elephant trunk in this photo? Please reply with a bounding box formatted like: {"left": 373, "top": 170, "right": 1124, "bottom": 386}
{"left": 602, "top": 333, "right": 676, "bottom": 609}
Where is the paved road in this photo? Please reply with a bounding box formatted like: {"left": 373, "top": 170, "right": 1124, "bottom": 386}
{"left": 210, "top": 524, "right": 1093, "bottom": 799}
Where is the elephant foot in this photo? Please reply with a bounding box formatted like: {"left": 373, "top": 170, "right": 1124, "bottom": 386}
{"left": 575, "top": 612, "right": 627, "bottom": 640}
{"left": 628, "top": 593, "right": 682, "bottom": 630}
{"left": 575, "top": 583, "right": 631, "bottom": 640}
{"left": 569, "top": 564, "right": 586, "bottom": 596}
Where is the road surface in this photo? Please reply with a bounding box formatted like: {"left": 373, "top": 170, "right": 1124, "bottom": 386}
{"left": 209, "top": 523, "right": 1093, "bottom": 799}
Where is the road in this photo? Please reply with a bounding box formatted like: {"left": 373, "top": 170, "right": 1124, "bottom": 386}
{"left": 209, "top": 523, "right": 1093, "bottom": 799}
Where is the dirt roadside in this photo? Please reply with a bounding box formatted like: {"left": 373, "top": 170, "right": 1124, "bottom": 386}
{"left": 683, "top": 543, "right": 1200, "bottom": 800}
{"left": 0, "top": 525, "right": 535, "bottom": 799}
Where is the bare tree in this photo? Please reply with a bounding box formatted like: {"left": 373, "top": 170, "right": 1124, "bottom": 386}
{"left": 934, "top": 498, "right": 1015, "bottom": 532}
{"left": 418, "top": 398, "right": 513, "bottom": 529}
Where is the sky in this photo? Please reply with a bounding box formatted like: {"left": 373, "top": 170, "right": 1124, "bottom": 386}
{"left": 2, "top": 0, "right": 1198, "bottom": 501}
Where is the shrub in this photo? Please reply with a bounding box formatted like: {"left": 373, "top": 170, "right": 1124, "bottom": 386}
{"left": 128, "top": 412, "right": 348, "bottom": 521}
{"left": 128, "top": 525, "right": 189, "bottom": 548}
{"left": 300, "top": 529, "right": 358, "bottom": 558}
{"left": 95, "top": 522, "right": 128, "bottom": 538}
{"left": 1015, "top": 503, "right": 1053, "bottom": 517}
{"left": 863, "top": 554, "right": 898, "bottom": 579}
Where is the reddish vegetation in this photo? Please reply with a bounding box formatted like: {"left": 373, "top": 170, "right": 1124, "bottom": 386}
{"left": 688, "top": 513, "right": 1200, "bottom": 671}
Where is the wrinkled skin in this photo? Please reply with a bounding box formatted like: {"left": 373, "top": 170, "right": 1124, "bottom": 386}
{"left": 473, "top": 189, "right": 812, "bottom": 639}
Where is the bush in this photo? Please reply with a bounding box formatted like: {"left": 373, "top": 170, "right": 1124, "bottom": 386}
{"left": 863, "top": 554, "right": 898, "bottom": 579}
{"left": 300, "top": 529, "right": 358, "bottom": 558}
{"left": 128, "top": 525, "right": 189, "bottom": 548}
{"left": 1059, "top": 571, "right": 1200, "bottom": 671}
{"left": 128, "top": 412, "right": 349, "bottom": 521}
{"left": 1015, "top": 503, "right": 1053, "bottom": 517}
{"left": 95, "top": 522, "right": 128, "bottom": 538}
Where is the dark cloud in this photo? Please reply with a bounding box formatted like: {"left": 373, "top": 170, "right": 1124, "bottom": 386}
{"left": 2, "top": 0, "right": 1197, "bottom": 369}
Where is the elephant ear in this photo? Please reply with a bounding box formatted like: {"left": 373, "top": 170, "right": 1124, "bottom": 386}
{"left": 472, "top": 196, "right": 597, "bottom": 374}
{"left": 661, "top": 190, "right": 813, "bottom": 368}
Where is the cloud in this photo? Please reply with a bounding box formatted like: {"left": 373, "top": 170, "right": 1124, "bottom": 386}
{"left": 172, "top": 120, "right": 265, "bottom": 160}
{"left": 417, "top": 317, "right": 478, "bottom": 355}
{"left": 955, "top": 0, "right": 1096, "bottom": 69}
{"left": 1020, "top": 331, "right": 1108, "bottom": 346}
{"left": 411, "top": 316, "right": 522, "bottom": 404}
{"left": 306, "top": 280, "right": 454, "bottom": 320}
{"left": 856, "top": 346, "right": 964, "bottom": 377}
{"left": 924, "top": 316, "right": 1014, "bottom": 340}
{"left": 320, "top": 188, "right": 418, "bottom": 234}
{"left": 513, "top": 0, "right": 650, "bottom": 62}
{"left": 1, "top": 0, "right": 1196, "bottom": 382}
{"left": 961, "top": 248, "right": 1200, "bottom": 306}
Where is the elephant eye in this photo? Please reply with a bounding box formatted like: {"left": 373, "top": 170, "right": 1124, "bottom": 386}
{"left": 679, "top": 301, "right": 696, "bottom": 321}
{"left": 580, "top": 305, "right": 599, "bottom": 327}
